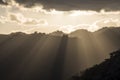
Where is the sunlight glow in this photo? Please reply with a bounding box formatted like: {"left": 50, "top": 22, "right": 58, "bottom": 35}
{"left": 69, "top": 10, "right": 97, "bottom": 16}
{"left": 0, "top": 2, "right": 120, "bottom": 34}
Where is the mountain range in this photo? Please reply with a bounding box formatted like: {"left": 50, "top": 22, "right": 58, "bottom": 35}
{"left": 0, "top": 27, "right": 120, "bottom": 80}
{"left": 70, "top": 49, "right": 120, "bottom": 80}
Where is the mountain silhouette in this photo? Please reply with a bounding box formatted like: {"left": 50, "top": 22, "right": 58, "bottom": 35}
{"left": 69, "top": 27, "right": 120, "bottom": 68}
{"left": 50, "top": 31, "right": 65, "bottom": 36}
{"left": 70, "top": 49, "right": 120, "bottom": 80}
{"left": 0, "top": 27, "right": 120, "bottom": 80}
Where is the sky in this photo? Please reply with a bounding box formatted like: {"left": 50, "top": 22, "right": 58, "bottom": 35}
{"left": 0, "top": 0, "right": 120, "bottom": 34}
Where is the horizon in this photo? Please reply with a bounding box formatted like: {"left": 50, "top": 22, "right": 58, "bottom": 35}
{"left": 0, "top": 26, "right": 119, "bottom": 35}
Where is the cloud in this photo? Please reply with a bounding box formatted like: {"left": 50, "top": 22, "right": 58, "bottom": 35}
{"left": 0, "top": 13, "right": 48, "bottom": 25}
{"left": 0, "top": 16, "right": 8, "bottom": 23}
{"left": 9, "top": 13, "right": 21, "bottom": 22}
{"left": 1, "top": 0, "right": 120, "bottom": 11}
{"left": 58, "top": 18, "right": 120, "bottom": 33}
{"left": 58, "top": 24, "right": 93, "bottom": 33}
{"left": 1, "top": 1, "right": 120, "bottom": 16}
{"left": 0, "top": 0, "right": 120, "bottom": 34}
{"left": 93, "top": 18, "right": 120, "bottom": 27}
{"left": 0, "top": 0, "right": 8, "bottom": 5}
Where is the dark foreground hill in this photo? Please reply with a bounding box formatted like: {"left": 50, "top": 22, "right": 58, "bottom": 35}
{"left": 0, "top": 27, "right": 120, "bottom": 80}
{"left": 70, "top": 49, "right": 120, "bottom": 80}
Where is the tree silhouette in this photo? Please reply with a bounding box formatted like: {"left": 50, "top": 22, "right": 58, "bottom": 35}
{"left": 71, "top": 49, "right": 120, "bottom": 80}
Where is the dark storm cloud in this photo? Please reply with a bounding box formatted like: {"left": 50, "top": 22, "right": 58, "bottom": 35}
{"left": 1, "top": 0, "right": 120, "bottom": 11}
{"left": 0, "top": 0, "right": 8, "bottom": 5}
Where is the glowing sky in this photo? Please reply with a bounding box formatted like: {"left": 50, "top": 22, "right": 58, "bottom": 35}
{"left": 0, "top": 0, "right": 120, "bottom": 34}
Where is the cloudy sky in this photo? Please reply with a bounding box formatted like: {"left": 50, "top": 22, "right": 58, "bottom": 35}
{"left": 0, "top": 0, "right": 120, "bottom": 34}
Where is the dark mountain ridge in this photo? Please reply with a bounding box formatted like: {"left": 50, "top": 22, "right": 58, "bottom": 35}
{"left": 0, "top": 27, "right": 120, "bottom": 80}
{"left": 70, "top": 49, "right": 120, "bottom": 80}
